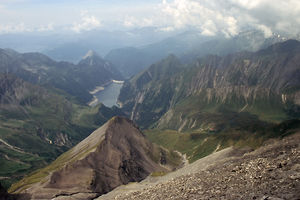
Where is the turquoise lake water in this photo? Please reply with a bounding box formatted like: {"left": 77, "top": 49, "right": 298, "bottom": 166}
{"left": 92, "top": 82, "right": 123, "bottom": 107}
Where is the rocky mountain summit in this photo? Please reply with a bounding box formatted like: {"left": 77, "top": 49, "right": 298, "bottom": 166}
{"left": 75, "top": 50, "right": 123, "bottom": 91}
{"left": 10, "top": 117, "right": 181, "bottom": 199}
{"left": 105, "top": 132, "right": 300, "bottom": 200}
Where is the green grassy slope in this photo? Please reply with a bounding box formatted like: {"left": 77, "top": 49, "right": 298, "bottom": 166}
{"left": 145, "top": 119, "right": 300, "bottom": 163}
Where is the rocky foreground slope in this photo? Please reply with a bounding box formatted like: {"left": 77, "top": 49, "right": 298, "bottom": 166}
{"left": 10, "top": 117, "right": 181, "bottom": 200}
{"left": 101, "top": 132, "right": 300, "bottom": 200}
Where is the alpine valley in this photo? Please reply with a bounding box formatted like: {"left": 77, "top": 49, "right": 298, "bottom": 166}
{"left": 0, "top": 29, "right": 299, "bottom": 200}
{"left": 0, "top": 49, "right": 125, "bottom": 189}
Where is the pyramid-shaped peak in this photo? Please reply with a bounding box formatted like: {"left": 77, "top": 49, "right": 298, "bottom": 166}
{"left": 10, "top": 116, "right": 179, "bottom": 199}
{"left": 83, "top": 50, "right": 101, "bottom": 60}
{"left": 80, "top": 50, "right": 105, "bottom": 66}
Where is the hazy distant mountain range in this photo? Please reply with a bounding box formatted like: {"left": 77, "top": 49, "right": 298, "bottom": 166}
{"left": 106, "top": 30, "right": 287, "bottom": 78}
{"left": 0, "top": 27, "right": 180, "bottom": 63}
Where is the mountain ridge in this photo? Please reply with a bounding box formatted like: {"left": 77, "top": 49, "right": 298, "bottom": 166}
{"left": 118, "top": 39, "right": 300, "bottom": 130}
{"left": 106, "top": 30, "right": 287, "bottom": 78}
{"left": 10, "top": 116, "right": 182, "bottom": 199}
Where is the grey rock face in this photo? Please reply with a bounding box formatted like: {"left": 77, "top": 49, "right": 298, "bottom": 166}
{"left": 14, "top": 117, "right": 177, "bottom": 200}
{"left": 113, "top": 133, "right": 300, "bottom": 200}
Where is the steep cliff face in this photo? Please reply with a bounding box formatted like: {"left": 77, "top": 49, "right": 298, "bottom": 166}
{"left": 118, "top": 40, "right": 300, "bottom": 131}
{"left": 10, "top": 117, "right": 181, "bottom": 199}
{"left": 118, "top": 55, "right": 183, "bottom": 128}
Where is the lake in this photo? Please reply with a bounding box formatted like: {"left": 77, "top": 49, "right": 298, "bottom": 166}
{"left": 89, "top": 82, "right": 123, "bottom": 107}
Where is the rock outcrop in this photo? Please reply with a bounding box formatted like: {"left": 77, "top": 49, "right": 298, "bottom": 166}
{"left": 11, "top": 117, "right": 177, "bottom": 199}
{"left": 110, "top": 132, "right": 300, "bottom": 200}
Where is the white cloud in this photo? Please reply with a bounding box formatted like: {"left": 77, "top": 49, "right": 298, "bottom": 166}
{"left": 0, "top": 23, "right": 31, "bottom": 34}
{"left": 229, "top": 0, "right": 261, "bottom": 9}
{"left": 123, "top": 16, "right": 135, "bottom": 28}
{"left": 37, "top": 23, "right": 54, "bottom": 32}
{"left": 160, "top": 0, "right": 239, "bottom": 37}
{"left": 0, "top": 22, "right": 56, "bottom": 34}
{"left": 159, "top": 0, "right": 300, "bottom": 37}
{"left": 226, "top": 0, "right": 300, "bottom": 36}
{"left": 159, "top": 26, "right": 175, "bottom": 32}
{"left": 71, "top": 11, "right": 101, "bottom": 33}
{"left": 123, "top": 16, "right": 154, "bottom": 28}
{"left": 201, "top": 20, "right": 217, "bottom": 36}
{"left": 256, "top": 24, "right": 272, "bottom": 38}
{"left": 0, "top": 0, "right": 299, "bottom": 37}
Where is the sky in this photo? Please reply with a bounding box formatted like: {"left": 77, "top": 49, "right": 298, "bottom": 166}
{"left": 0, "top": 0, "right": 300, "bottom": 37}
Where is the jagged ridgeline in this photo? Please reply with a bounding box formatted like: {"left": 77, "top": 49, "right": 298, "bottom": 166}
{"left": 119, "top": 40, "right": 300, "bottom": 130}
{"left": 117, "top": 40, "right": 300, "bottom": 162}
{"left": 9, "top": 117, "right": 181, "bottom": 199}
{"left": 106, "top": 30, "right": 286, "bottom": 78}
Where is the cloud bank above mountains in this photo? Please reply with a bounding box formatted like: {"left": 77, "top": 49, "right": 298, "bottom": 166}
{"left": 0, "top": 0, "right": 299, "bottom": 37}
{"left": 161, "top": 0, "right": 300, "bottom": 37}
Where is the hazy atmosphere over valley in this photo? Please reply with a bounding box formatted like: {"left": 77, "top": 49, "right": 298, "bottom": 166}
{"left": 0, "top": 0, "right": 299, "bottom": 200}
